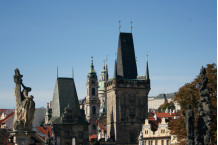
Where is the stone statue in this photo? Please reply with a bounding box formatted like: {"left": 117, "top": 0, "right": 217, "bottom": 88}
{"left": 138, "top": 131, "right": 143, "bottom": 145}
{"left": 13, "top": 68, "right": 35, "bottom": 131}
{"left": 195, "top": 67, "right": 212, "bottom": 145}
{"left": 184, "top": 104, "right": 195, "bottom": 145}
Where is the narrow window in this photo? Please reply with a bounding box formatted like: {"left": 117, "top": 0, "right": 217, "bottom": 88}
{"left": 92, "top": 106, "right": 96, "bottom": 114}
{"left": 92, "top": 88, "right": 95, "bottom": 95}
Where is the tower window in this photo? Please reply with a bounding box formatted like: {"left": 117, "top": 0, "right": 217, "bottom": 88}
{"left": 92, "top": 106, "right": 96, "bottom": 114}
{"left": 92, "top": 88, "right": 95, "bottom": 95}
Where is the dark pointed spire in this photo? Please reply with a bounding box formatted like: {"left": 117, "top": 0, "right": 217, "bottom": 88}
{"left": 146, "top": 54, "right": 149, "bottom": 80}
{"left": 116, "top": 32, "right": 137, "bottom": 79}
{"left": 106, "top": 64, "right": 109, "bottom": 81}
{"left": 105, "top": 56, "right": 109, "bottom": 81}
{"left": 114, "top": 59, "right": 117, "bottom": 79}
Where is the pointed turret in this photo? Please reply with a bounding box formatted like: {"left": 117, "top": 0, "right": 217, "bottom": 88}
{"left": 145, "top": 59, "right": 149, "bottom": 80}
{"left": 116, "top": 32, "right": 137, "bottom": 79}
{"left": 87, "top": 57, "right": 97, "bottom": 79}
{"left": 105, "top": 64, "right": 109, "bottom": 81}
{"left": 114, "top": 59, "right": 117, "bottom": 79}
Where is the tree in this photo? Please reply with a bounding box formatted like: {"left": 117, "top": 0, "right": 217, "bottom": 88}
{"left": 158, "top": 101, "right": 175, "bottom": 112}
{"left": 168, "top": 64, "right": 217, "bottom": 144}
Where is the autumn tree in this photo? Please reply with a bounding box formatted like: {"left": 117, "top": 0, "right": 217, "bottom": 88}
{"left": 168, "top": 63, "right": 217, "bottom": 144}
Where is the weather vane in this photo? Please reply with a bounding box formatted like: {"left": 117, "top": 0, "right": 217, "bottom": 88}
{"left": 130, "top": 21, "right": 133, "bottom": 33}
{"left": 119, "top": 20, "right": 121, "bottom": 32}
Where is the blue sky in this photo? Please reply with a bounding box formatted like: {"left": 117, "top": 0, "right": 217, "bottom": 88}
{"left": 0, "top": 0, "right": 216, "bottom": 108}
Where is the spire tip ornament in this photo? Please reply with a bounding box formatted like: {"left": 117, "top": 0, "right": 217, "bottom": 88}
{"left": 130, "top": 21, "right": 133, "bottom": 33}
{"left": 118, "top": 20, "right": 121, "bottom": 32}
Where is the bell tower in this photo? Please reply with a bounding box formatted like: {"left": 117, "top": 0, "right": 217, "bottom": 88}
{"left": 84, "top": 57, "right": 100, "bottom": 136}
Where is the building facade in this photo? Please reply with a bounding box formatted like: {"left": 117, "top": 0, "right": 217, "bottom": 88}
{"left": 139, "top": 112, "right": 180, "bottom": 145}
{"left": 148, "top": 93, "right": 180, "bottom": 112}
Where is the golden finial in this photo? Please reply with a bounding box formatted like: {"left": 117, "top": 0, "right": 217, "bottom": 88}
{"left": 119, "top": 20, "right": 121, "bottom": 32}
{"left": 130, "top": 21, "right": 133, "bottom": 33}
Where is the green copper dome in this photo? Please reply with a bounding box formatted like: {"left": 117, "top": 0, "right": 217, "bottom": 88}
{"left": 87, "top": 60, "right": 97, "bottom": 79}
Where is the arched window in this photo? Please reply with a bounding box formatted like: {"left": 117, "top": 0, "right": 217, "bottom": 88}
{"left": 92, "top": 106, "right": 96, "bottom": 114}
{"left": 92, "top": 88, "right": 95, "bottom": 95}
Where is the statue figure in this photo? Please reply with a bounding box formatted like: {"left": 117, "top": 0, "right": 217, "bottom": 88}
{"left": 184, "top": 104, "right": 195, "bottom": 145}
{"left": 138, "top": 131, "right": 143, "bottom": 145}
{"left": 13, "top": 68, "right": 35, "bottom": 131}
{"left": 195, "top": 67, "right": 212, "bottom": 145}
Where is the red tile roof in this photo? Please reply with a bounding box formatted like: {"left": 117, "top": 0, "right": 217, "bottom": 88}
{"left": 89, "top": 134, "right": 97, "bottom": 141}
{"left": 155, "top": 113, "right": 174, "bottom": 118}
{"left": 0, "top": 111, "right": 14, "bottom": 125}
{"left": 37, "top": 126, "right": 52, "bottom": 137}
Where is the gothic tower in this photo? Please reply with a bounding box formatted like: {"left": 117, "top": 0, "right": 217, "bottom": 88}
{"left": 84, "top": 58, "right": 100, "bottom": 136}
{"left": 105, "top": 32, "right": 150, "bottom": 144}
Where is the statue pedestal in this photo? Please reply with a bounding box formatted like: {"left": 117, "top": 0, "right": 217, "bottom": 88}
{"left": 10, "top": 131, "right": 35, "bottom": 145}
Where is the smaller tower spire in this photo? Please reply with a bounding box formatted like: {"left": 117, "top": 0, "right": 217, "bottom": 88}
{"left": 118, "top": 20, "right": 121, "bottom": 33}
{"left": 114, "top": 59, "right": 117, "bottom": 79}
{"left": 106, "top": 55, "right": 109, "bottom": 81}
{"left": 146, "top": 53, "right": 150, "bottom": 80}
{"left": 130, "top": 21, "right": 133, "bottom": 33}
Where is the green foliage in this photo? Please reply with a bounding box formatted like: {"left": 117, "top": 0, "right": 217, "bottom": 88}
{"left": 168, "top": 63, "right": 217, "bottom": 144}
{"left": 158, "top": 101, "right": 175, "bottom": 112}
